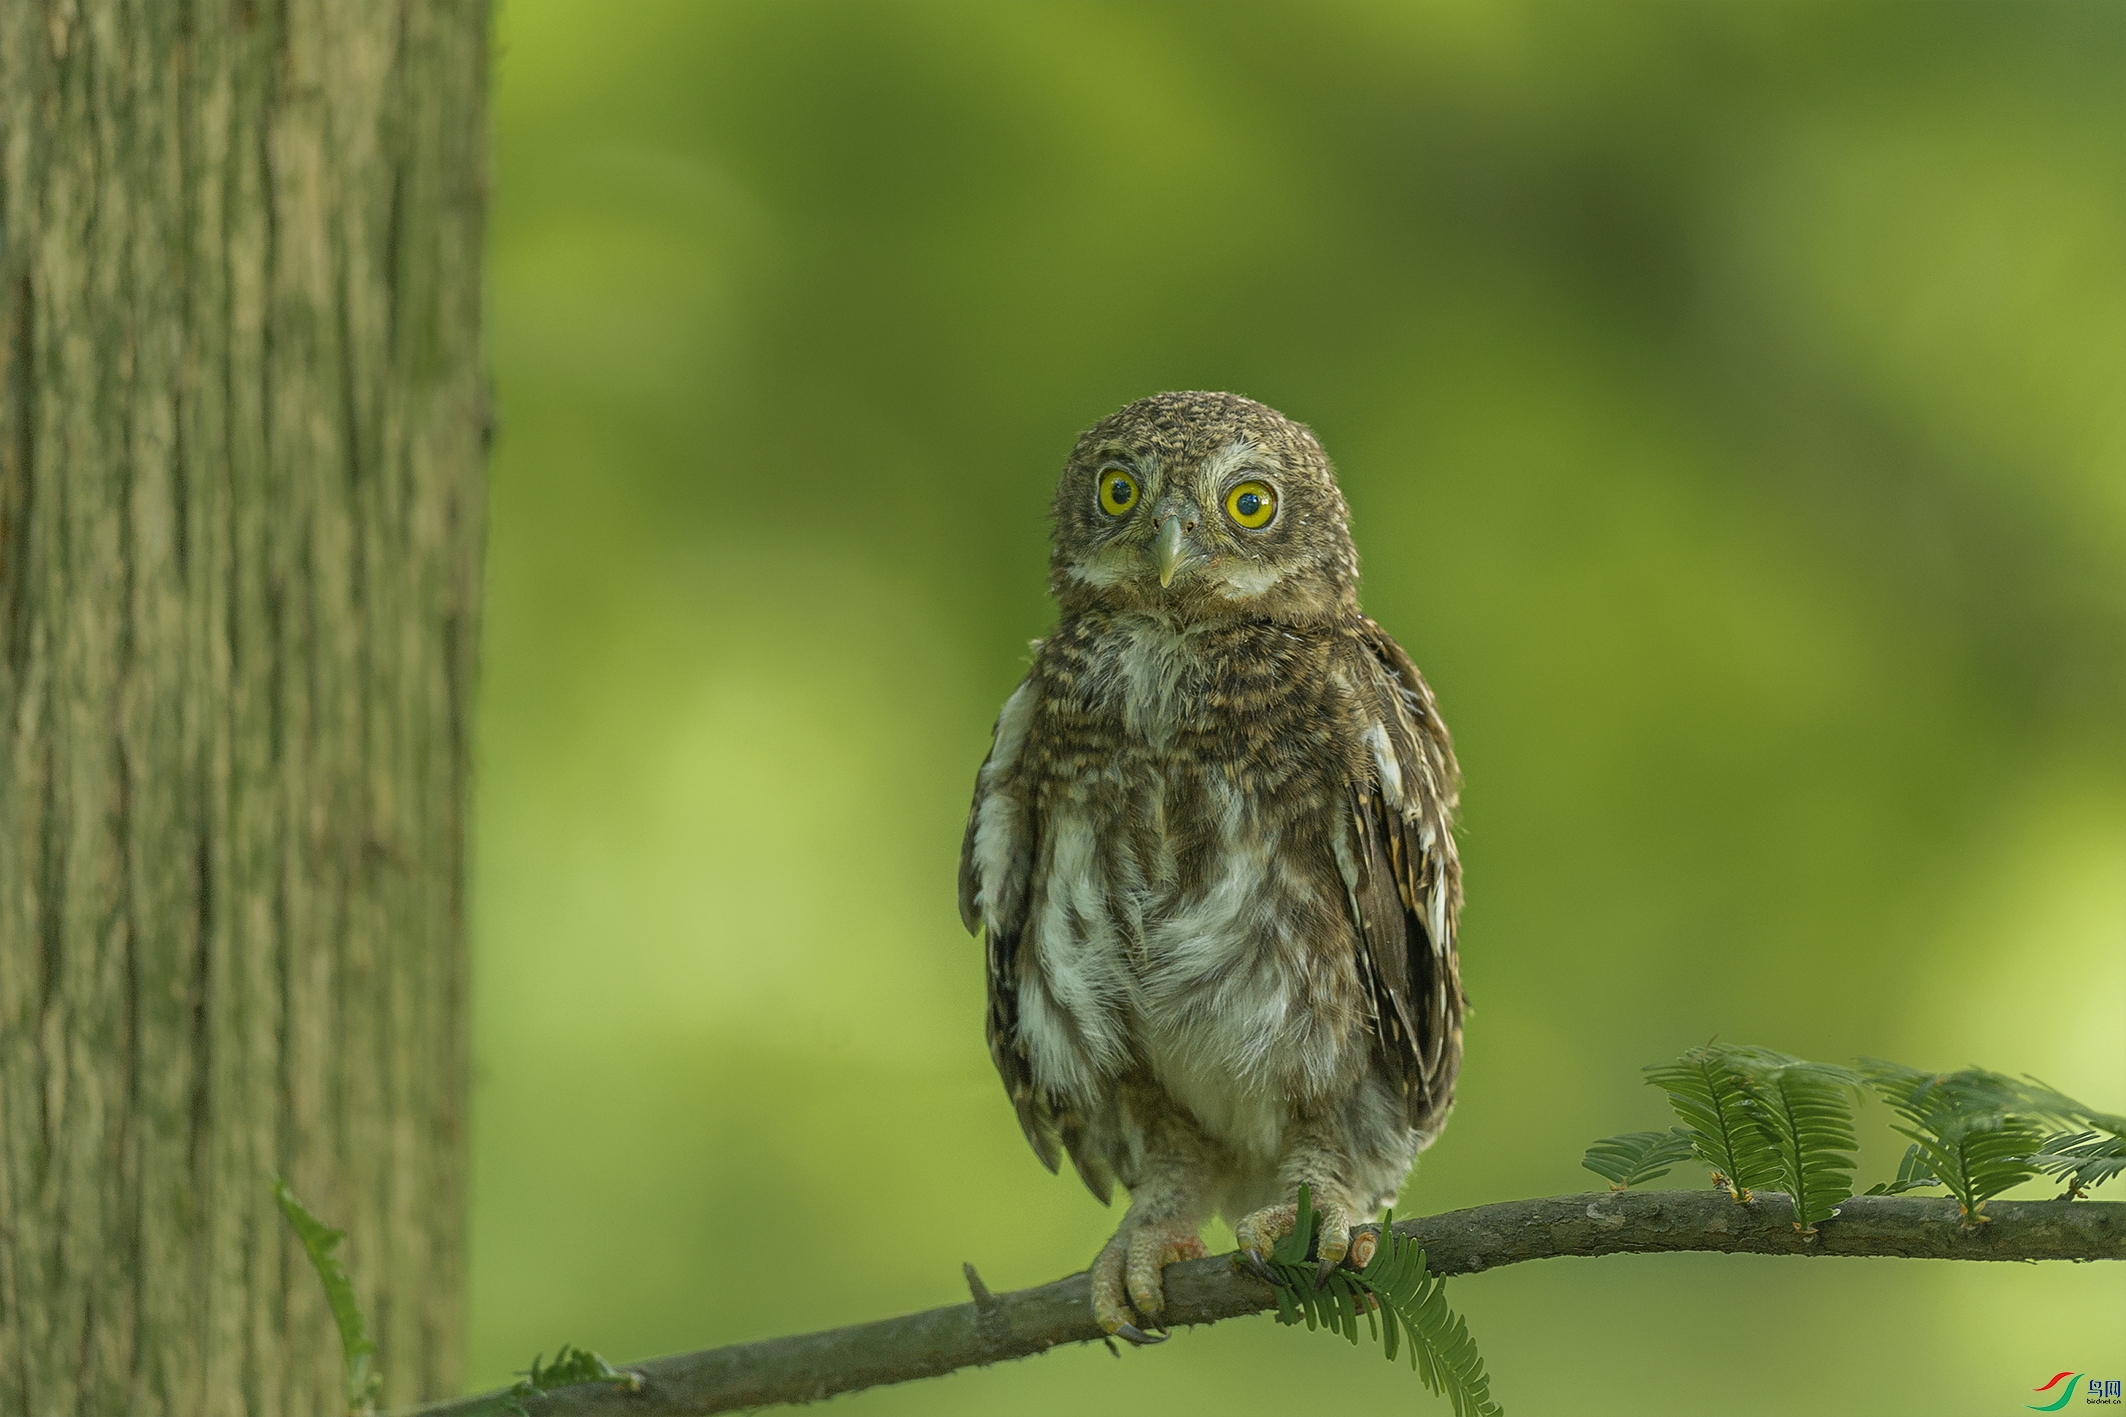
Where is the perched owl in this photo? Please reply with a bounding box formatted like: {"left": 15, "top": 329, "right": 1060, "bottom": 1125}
{"left": 957, "top": 392, "right": 1464, "bottom": 1342}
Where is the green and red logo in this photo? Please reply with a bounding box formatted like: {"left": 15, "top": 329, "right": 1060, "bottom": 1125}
{"left": 2030, "top": 1374, "right": 2083, "bottom": 1412}
{"left": 2028, "top": 1372, "right": 2124, "bottom": 1409}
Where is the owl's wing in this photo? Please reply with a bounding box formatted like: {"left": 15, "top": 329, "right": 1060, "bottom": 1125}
{"left": 957, "top": 677, "right": 1087, "bottom": 1188}
{"left": 1346, "top": 619, "right": 1465, "bottom": 1139}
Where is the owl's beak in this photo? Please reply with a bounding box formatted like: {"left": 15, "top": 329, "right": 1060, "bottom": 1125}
{"left": 1155, "top": 514, "right": 1188, "bottom": 588}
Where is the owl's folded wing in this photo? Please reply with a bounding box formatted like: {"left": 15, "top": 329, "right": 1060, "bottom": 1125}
{"left": 956, "top": 679, "right": 1078, "bottom": 1182}
{"left": 1346, "top": 620, "right": 1465, "bottom": 1138}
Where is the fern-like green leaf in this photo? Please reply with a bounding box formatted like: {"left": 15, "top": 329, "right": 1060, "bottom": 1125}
{"left": 1581, "top": 1128, "right": 1696, "bottom": 1189}
{"left": 484, "top": 1345, "right": 643, "bottom": 1417}
{"left": 2010, "top": 1076, "right": 2126, "bottom": 1199}
{"left": 1270, "top": 1183, "right": 1319, "bottom": 1266}
{"left": 1644, "top": 1045, "right": 1781, "bottom": 1199}
{"left": 1907, "top": 1113, "right": 2047, "bottom": 1219}
{"left": 526, "top": 1346, "right": 635, "bottom": 1391}
{"left": 1860, "top": 1059, "right": 2044, "bottom": 1220}
{"left": 1257, "top": 1188, "right": 1502, "bottom": 1416}
{"left": 1736, "top": 1060, "right": 1860, "bottom": 1231}
{"left": 2027, "top": 1130, "right": 2126, "bottom": 1199}
{"left": 272, "top": 1175, "right": 381, "bottom": 1417}
{"left": 1863, "top": 1142, "right": 1940, "bottom": 1196}
{"left": 1361, "top": 1230, "right": 1501, "bottom": 1417}
{"left": 2013, "top": 1075, "right": 2126, "bottom": 1135}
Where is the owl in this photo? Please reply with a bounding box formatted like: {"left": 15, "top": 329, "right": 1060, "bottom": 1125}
{"left": 957, "top": 391, "right": 1464, "bottom": 1342}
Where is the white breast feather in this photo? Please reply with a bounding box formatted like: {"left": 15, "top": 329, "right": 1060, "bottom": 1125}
{"left": 1115, "top": 614, "right": 1194, "bottom": 748}
{"left": 1020, "top": 811, "right": 1133, "bottom": 1105}
{"left": 1137, "top": 781, "right": 1344, "bottom": 1159}
{"left": 1210, "top": 560, "right": 1287, "bottom": 600}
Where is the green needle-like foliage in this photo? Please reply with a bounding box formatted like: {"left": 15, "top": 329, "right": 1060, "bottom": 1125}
{"left": 1260, "top": 1186, "right": 1502, "bottom": 1417}
{"left": 1645, "top": 1045, "right": 1781, "bottom": 1199}
{"left": 495, "top": 1346, "right": 642, "bottom": 1417}
{"left": 272, "top": 1176, "right": 381, "bottom": 1417}
{"left": 1582, "top": 1127, "right": 1696, "bottom": 1189}
{"left": 1612, "top": 1048, "right": 2119, "bottom": 1224}
{"left": 1737, "top": 1060, "right": 1861, "bottom": 1231}
{"left": 1864, "top": 1142, "right": 1942, "bottom": 1196}
{"left": 2014, "top": 1075, "right": 2126, "bottom": 1199}
{"left": 2012, "top": 1075, "right": 2126, "bottom": 1135}
{"left": 273, "top": 1172, "right": 634, "bottom": 1417}
{"left": 1859, "top": 1060, "right": 2045, "bottom": 1221}
{"left": 2027, "top": 1130, "right": 2126, "bottom": 1199}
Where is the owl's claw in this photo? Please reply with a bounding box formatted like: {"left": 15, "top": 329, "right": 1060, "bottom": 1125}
{"left": 1236, "top": 1249, "right": 1287, "bottom": 1287}
{"left": 1314, "top": 1222, "right": 1386, "bottom": 1286}
{"left": 1236, "top": 1194, "right": 1380, "bottom": 1290}
{"left": 1092, "top": 1222, "right": 1205, "bottom": 1344}
{"left": 1231, "top": 1200, "right": 1300, "bottom": 1277}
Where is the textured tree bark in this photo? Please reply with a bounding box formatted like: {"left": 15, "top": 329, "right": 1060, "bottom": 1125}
{"left": 0, "top": 3, "right": 487, "bottom": 1414}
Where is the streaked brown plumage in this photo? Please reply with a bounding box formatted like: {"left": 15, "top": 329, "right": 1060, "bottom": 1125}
{"left": 958, "top": 391, "right": 1463, "bottom": 1340}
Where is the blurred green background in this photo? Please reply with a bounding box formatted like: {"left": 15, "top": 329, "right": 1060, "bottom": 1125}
{"left": 469, "top": 4, "right": 2124, "bottom": 1413}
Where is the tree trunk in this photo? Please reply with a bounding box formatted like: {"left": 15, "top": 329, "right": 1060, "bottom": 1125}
{"left": 0, "top": 3, "right": 487, "bottom": 1414}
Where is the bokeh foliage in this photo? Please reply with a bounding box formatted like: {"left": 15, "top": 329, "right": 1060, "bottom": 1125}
{"left": 472, "top": 3, "right": 2124, "bottom": 1412}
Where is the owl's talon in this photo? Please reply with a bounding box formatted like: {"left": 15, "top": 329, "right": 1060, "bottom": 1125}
{"left": 1237, "top": 1250, "right": 1286, "bottom": 1287}
{"left": 1312, "top": 1254, "right": 1341, "bottom": 1290}
{"left": 1093, "top": 1221, "right": 1203, "bottom": 1342}
{"left": 1231, "top": 1201, "right": 1299, "bottom": 1275}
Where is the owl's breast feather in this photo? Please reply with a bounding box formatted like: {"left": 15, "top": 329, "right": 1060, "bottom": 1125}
{"left": 1133, "top": 781, "right": 1364, "bottom": 1101}
{"left": 1108, "top": 611, "right": 1205, "bottom": 751}
{"left": 1027, "top": 779, "right": 1365, "bottom": 1156}
{"left": 1009, "top": 613, "right": 1372, "bottom": 1150}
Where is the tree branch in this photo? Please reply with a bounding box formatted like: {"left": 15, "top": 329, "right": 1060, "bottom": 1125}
{"left": 415, "top": 1193, "right": 2124, "bottom": 1417}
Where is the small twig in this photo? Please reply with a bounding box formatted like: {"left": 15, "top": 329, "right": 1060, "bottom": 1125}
{"left": 407, "top": 1192, "right": 2125, "bottom": 1417}
{"left": 962, "top": 1261, "right": 1007, "bottom": 1346}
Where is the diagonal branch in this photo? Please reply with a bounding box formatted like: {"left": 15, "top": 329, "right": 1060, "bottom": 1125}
{"left": 413, "top": 1192, "right": 2125, "bottom": 1417}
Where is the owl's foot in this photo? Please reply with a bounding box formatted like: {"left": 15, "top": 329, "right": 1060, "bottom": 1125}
{"left": 1231, "top": 1202, "right": 1297, "bottom": 1284}
{"left": 1234, "top": 1198, "right": 1381, "bottom": 1288}
{"left": 1305, "top": 1195, "right": 1378, "bottom": 1288}
{"left": 1091, "top": 1223, "right": 1208, "bottom": 1345}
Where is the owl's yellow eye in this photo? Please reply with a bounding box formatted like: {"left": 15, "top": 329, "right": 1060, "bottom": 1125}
{"left": 1225, "top": 480, "right": 1277, "bottom": 529}
{"left": 1099, "top": 469, "right": 1139, "bottom": 517}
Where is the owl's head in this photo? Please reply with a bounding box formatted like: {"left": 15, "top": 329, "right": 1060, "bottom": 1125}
{"left": 1049, "top": 391, "right": 1360, "bottom": 622}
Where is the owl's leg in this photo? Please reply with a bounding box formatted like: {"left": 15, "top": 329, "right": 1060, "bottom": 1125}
{"left": 1088, "top": 1134, "right": 1215, "bottom": 1344}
